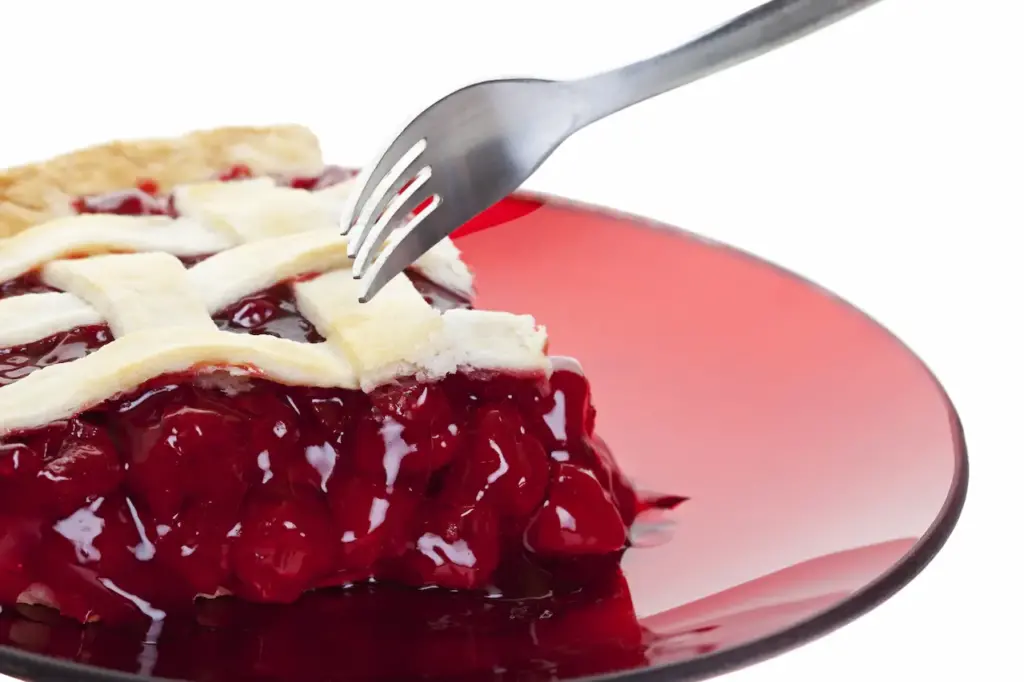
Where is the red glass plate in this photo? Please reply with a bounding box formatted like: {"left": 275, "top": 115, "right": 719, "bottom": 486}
{"left": 0, "top": 194, "right": 967, "bottom": 682}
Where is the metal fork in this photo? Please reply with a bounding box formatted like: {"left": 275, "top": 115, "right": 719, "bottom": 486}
{"left": 343, "top": 0, "right": 883, "bottom": 302}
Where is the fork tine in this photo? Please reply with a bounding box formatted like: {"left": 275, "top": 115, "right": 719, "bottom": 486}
{"left": 347, "top": 158, "right": 426, "bottom": 258}
{"left": 357, "top": 196, "right": 453, "bottom": 303}
{"left": 345, "top": 140, "right": 426, "bottom": 250}
{"left": 340, "top": 138, "right": 414, "bottom": 236}
{"left": 351, "top": 168, "right": 434, "bottom": 277}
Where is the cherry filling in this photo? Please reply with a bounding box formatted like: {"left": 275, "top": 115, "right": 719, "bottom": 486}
{"left": 213, "top": 283, "right": 326, "bottom": 343}
{"left": 0, "top": 325, "right": 112, "bottom": 387}
{"left": 406, "top": 271, "right": 473, "bottom": 312}
{"left": 0, "top": 362, "right": 651, "bottom": 623}
{"left": 0, "top": 271, "right": 57, "bottom": 300}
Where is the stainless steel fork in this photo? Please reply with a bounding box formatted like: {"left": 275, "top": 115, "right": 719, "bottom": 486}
{"left": 343, "top": 0, "right": 883, "bottom": 302}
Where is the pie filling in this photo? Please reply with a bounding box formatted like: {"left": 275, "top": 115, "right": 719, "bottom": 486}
{"left": 0, "top": 162, "right": 683, "bottom": 628}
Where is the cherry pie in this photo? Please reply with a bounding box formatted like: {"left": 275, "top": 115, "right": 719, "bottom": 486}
{"left": 0, "top": 125, "right": 676, "bottom": 626}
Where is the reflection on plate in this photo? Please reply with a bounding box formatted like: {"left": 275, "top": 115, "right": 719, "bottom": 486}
{"left": 0, "top": 195, "right": 967, "bottom": 681}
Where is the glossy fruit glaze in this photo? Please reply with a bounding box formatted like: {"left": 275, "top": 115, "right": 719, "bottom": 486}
{"left": 0, "top": 361, "right": 648, "bottom": 623}
{"left": 0, "top": 165, "right": 680, "bottom": 631}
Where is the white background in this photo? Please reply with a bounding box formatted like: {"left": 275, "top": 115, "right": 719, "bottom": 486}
{"left": 1, "top": 1, "right": 1020, "bottom": 680}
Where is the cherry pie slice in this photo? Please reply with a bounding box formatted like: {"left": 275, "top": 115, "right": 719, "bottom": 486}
{"left": 0, "top": 126, "right": 676, "bottom": 626}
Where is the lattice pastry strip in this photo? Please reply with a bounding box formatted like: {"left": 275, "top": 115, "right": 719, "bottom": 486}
{"left": 295, "top": 270, "right": 549, "bottom": 391}
{"left": 0, "top": 329, "right": 359, "bottom": 435}
{"left": 188, "top": 230, "right": 361, "bottom": 314}
{"left": 295, "top": 269, "right": 444, "bottom": 385}
{"left": 0, "top": 214, "right": 234, "bottom": 283}
{"left": 0, "top": 292, "right": 102, "bottom": 347}
{"left": 172, "top": 178, "right": 352, "bottom": 243}
{"left": 43, "top": 253, "right": 217, "bottom": 337}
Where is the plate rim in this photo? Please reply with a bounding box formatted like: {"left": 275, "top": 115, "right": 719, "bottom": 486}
{"left": 0, "top": 191, "right": 970, "bottom": 682}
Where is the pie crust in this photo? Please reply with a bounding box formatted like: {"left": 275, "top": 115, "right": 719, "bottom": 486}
{"left": 0, "top": 128, "right": 548, "bottom": 438}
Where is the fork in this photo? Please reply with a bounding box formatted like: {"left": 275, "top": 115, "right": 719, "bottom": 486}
{"left": 343, "top": 0, "right": 883, "bottom": 302}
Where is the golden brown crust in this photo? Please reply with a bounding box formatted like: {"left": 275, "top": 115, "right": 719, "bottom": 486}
{"left": 0, "top": 125, "right": 325, "bottom": 238}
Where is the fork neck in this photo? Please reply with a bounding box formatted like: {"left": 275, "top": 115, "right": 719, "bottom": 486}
{"left": 567, "top": 0, "right": 882, "bottom": 127}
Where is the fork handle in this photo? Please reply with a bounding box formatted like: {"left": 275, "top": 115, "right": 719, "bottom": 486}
{"left": 569, "top": 0, "right": 883, "bottom": 127}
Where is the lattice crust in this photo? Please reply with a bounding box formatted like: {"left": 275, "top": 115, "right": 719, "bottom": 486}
{"left": 0, "top": 125, "right": 324, "bottom": 238}
{"left": 0, "top": 139, "right": 549, "bottom": 437}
